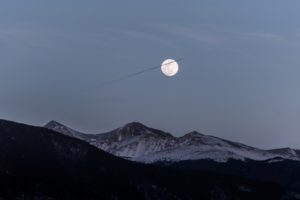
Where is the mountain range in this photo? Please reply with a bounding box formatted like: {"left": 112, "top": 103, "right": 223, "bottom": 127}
{"left": 2, "top": 119, "right": 297, "bottom": 199}
{"left": 43, "top": 120, "right": 300, "bottom": 195}
{"left": 45, "top": 120, "right": 300, "bottom": 163}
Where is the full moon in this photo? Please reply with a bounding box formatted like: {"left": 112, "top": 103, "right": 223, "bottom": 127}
{"left": 161, "top": 59, "right": 179, "bottom": 77}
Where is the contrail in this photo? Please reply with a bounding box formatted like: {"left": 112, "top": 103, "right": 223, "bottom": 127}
{"left": 102, "top": 58, "right": 183, "bottom": 86}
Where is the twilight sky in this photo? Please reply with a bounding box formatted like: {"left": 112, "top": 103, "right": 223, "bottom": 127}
{"left": 1, "top": 0, "right": 300, "bottom": 149}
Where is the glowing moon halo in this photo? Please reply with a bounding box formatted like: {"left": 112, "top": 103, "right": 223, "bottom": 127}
{"left": 161, "top": 59, "right": 179, "bottom": 77}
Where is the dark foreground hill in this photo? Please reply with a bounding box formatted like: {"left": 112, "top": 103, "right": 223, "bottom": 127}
{"left": 158, "top": 158, "right": 300, "bottom": 192}
{"left": 0, "top": 119, "right": 298, "bottom": 200}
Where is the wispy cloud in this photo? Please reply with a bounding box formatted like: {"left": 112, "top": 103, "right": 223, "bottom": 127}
{"left": 250, "top": 32, "right": 282, "bottom": 40}
{"left": 153, "top": 24, "right": 221, "bottom": 45}
{"left": 172, "top": 26, "right": 220, "bottom": 44}
{"left": 154, "top": 23, "right": 295, "bottom": 46}
{"left": 115, "top": 28, "right": 178, "bottom": 48}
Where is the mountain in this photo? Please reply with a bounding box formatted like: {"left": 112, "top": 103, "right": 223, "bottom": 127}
{"left": 45, "top": 120, "right": 92, "bottom": 140}
{"left": 45, "top": 121, "right": 176, "bottom": 159}
{"left": 45, "top": 121, "right": 300, "bottom": 163}
{"left": 1, "top": 119, "right": 295, "bottom": 199}
{"left": 44, "top": 120, "right": 300, "bottom": 193}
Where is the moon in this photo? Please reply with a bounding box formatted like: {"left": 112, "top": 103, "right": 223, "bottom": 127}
{"left": 161, "top": 59, "right": 179, "bottom": 77}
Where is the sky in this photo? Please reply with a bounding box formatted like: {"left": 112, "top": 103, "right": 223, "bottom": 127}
{"left": 1, "top": 0, "right": 300, "bottom": 149}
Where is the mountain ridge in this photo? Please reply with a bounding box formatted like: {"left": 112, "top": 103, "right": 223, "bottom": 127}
{"left": 44, "top": 120, "right": 300, "bottom": 163}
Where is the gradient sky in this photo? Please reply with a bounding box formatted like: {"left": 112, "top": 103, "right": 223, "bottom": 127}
{"left": 1, "top": 0, "right": 300, "bottom": 149}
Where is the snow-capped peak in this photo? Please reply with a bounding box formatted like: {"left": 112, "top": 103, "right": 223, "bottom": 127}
{"left": 45, "top": 120, "right": 64, "bottom": 129}
{"left": 45, "top": 120, "right": 72, "bottom": 135}
{"left": 117, "top": 122, "right": 173, "bottom": 138}
{"left": 118, "top": 122, "right": 153, "bottom": 137}
{"left": 44, "top": 120, "right": 88, "bottom": 140}
{"left": 182, "top": 131, "right": 204, "bottom": 137}
{"left": 120, "top": 122, "right": 147, "bottom": 130}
